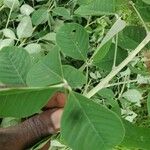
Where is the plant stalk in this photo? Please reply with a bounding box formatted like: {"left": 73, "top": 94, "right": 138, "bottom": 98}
{"left": 85, "top": 32, "right": 150, "bottom": 98}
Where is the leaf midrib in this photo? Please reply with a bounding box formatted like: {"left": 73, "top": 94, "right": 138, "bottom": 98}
{"left": 72, "top": 93, "right": 107, "bottom": 150}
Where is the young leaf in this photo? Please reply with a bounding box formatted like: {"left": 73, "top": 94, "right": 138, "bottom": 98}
{"left": 0, "top": 39, "right": 14, "bottom": 50}
{"left": 26, "top": 47, "right": 63, "bottom": 87}
{"left": 20, "top": 4, "right": 34, "bottom": 16}
{"left": 4, "top": 0, "right": 19, "bottom": 10}
{"left": 0, "top": 87, "right": 56, "bottom": 117}
{"left": 25, "top": 43, "right": 41, "bottom": 54}
{"left": 17, "top": 16, "right": 33, "bottom": 39}
{"left": 0, "top": 46, "right": 31, "bottom": 85}
{"left": 32, "top": 8, "right": 48, "bottom": 26}
{"left": 56, "top": 23, "right": 89, "bottom": 60}
{"left": 122, "top": 89, "right": 142, "bottom": 107}
{"left": 62, "top": 65, "right": 86, "bottom": 88}
{"left": 61, "top": 92, "right": 125, "bottom": 150}
{"left": 100, "top": 18, "right": 126, "bottom": 48}
{"left": 3, "top": 28, "right": 16, "bottom": 39}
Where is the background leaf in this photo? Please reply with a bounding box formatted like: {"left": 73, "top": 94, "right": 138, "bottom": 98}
{"left": 4, "top": 0, "right": 19, "bottom": 10}
{"left": 20, "top": 4, "right": 34, "bottom": 16}
{"left": 142, "top": 0, "right": 150, "bottom": 5}
{"left": 25, "top": 43, "right": 42, "bottom": 63}
{"left": 52, "top": 7, "right": 71, "bottom": 20}
{"left": 93, "top": 44, "right": 128, "bottom": 72}
{"left": 0, "top": 39, "right": 14, "bottom": 50}
{"left": 121, "top": 120, "right": 150, "bottom": 150}
{"left": 56, "top": 23, "right": 89, "bottom": 60}
{"left": 17, "top": 16, "right": 33, "bottom": 39}
{"left": 75, "top": 0, "right": 116, "bottom": 16}
{"left": 0, "top": 46, "right": 31, "bottom": 85}
{"left": 97, "top": 88, "right": 121, "bottom": 115}
{"left": 61, "top": 92, "right": 125, "bottom": 150}
{"left": 135, "top": 0, "right": 150, "bottom": 22}
{"left": 118, "top": 26, "right": 147, "bottom": 50}
{"left": 32, "top": 8, "right": 48, "bottom": 26}
{"left": 99, "top": 18, "right": 126, "bottom": 48}
{"left": 93, "top": 40, "right": 112, "bottom": 64}
{"left": 3, "top": 28, "right": 16, "bottom": 39}
{"left": 62, "top": 65, "right": 86, "bottom": 88}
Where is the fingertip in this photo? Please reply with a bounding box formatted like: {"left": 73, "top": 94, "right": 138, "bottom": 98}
{"left": 45, "top": 92, "right": 66, "bottom": 109}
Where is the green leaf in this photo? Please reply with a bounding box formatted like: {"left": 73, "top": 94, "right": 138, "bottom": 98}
{"left": 56, "top": 23, "right": 89, "bottom": 60}
{"left": 20, "top": 4, "right": 34, "bottom": 16}
{"left": 0, "top": 39, "right": 14, "bottom": 50}
{"left": 92, "top": 18, "right": 126, "bottom": 63}
{"left": 41, "top": 32, "right": 56, "bottom": 42}
{"left": 26, "top": 47, "right": 63, "bottom": 87}
{"left": 3, "top": 28, "right": 16, "bottom": 39}
{"left": 25, "top": 43, "right": 42, "bottom": 63}
{"left": 17, "top": 16, "right": 33, "bottom": 39}
{"left": 121, "top": 120, "right": 150, "bottom": 150}
{"left": 77, "top": 0, "right": 94, "bottom": 5}
{"left": 122, "top": 89, "right": 142, "bottom": 107}
{"left": 62, "top": 65, "right": 86, "bottom": 88}
{"left": 32, "top": 8, "right": 48, "bottom": 26}
{"left": 93, "top": 44, "right": 128, "bottom": 72}
{"left": 135, "top": 0, "right": 150, "bottom": 22}
{"left": 100, "top": 18, "right": 126, "bottom": 47}
{"left": 25, "top": 43, "right": 41, "bottom": 54}
{"left": 0, "top": 46, "right": 31, "bottom": 85}
{"left": 61, "top": 92, "right": 125, "bottom": 150}
{"left": 93, "top": 40, "right": 112, "bottom": 64}
{"left": 75, "top": 0, "right": 116, "bottom": 16}
{"left": 118, "top": 26, "right": 147, "bottom": 50}
{"left": 0, "top": 87, "right": 56, "bottom": 117}
{"left": 4, "top": 0, "right": 19, "bottom": 10}
{"left": 142, "top": 0, "right": 150, "bottom": 5}
{"left": 97, "top": 88, "right": 121, "bottom": 115}
{"left": 53, "top": 7, "right": 71, "bottom": 20}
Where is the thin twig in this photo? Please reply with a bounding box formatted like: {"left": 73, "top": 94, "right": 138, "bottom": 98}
{"left": 105, "top": 79, "right": 137, "bottom": 88}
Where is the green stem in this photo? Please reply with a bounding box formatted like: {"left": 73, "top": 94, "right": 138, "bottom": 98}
{"left": 85, "top": 32, "right": 150, "bottom": 98}
{"left": 5, "top": 1, "right": 15, "bottom": 28}
{"left": 130, "top": 1, "right": 149, "bottom": 34}
{"left": 0, "top": 5, "right": 5, "bottom": 12}
{"left": 112, "top": 34, "right": 118, "bottom": 69}
{"left": 105, "top": 79, "right": 137, "bottom": 88}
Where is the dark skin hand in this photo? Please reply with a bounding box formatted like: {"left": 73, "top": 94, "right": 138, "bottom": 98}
{"left": 0, "top": 92, "right": 66, "bottom": 150}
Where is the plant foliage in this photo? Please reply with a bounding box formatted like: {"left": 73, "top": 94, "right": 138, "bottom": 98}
{"left": 0, "top": 0, "right": 150, "bottom": 149}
